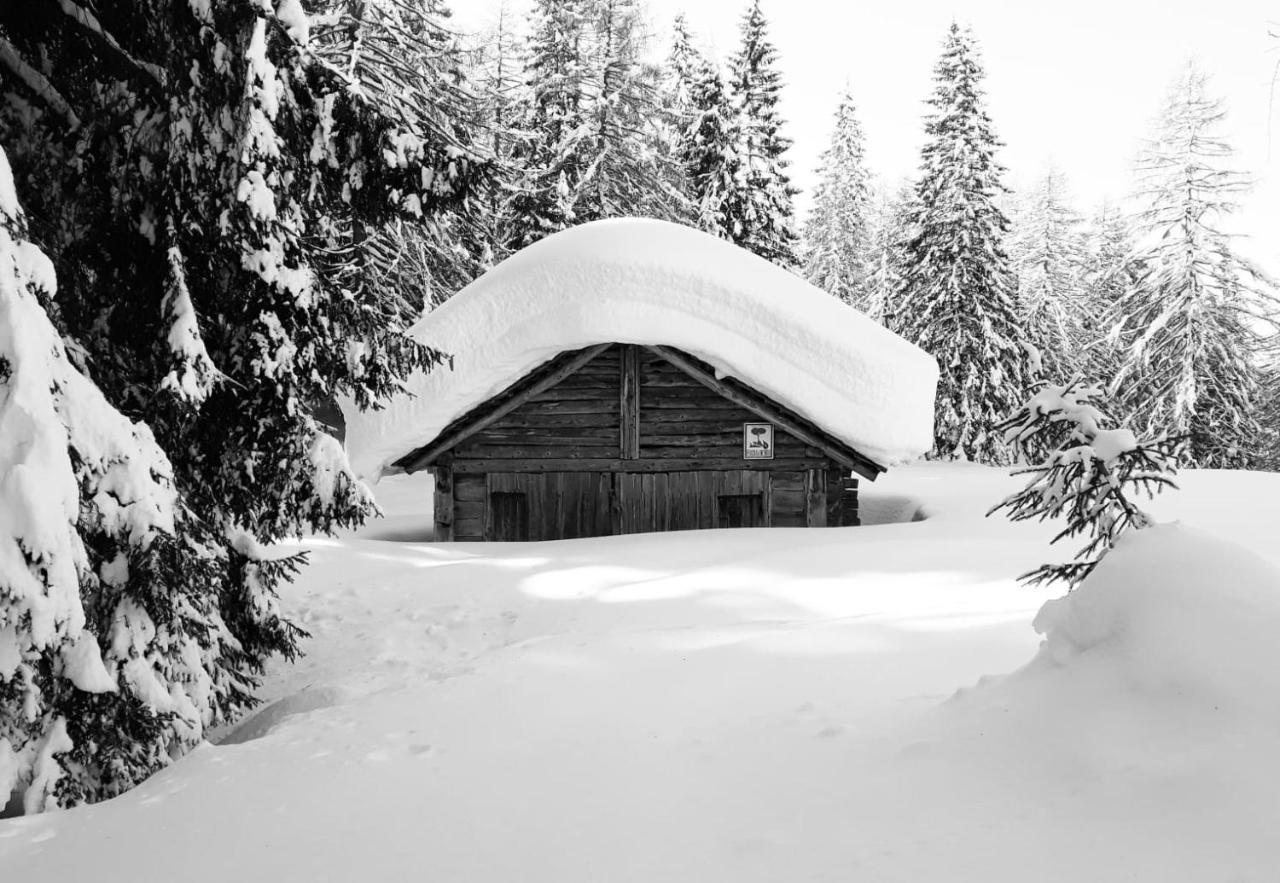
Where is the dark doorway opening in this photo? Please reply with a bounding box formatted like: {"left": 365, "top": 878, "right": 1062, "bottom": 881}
{"left": 717, "top": 494, "right": 765, "bottom": 528}
{"left": 489, "top": 492, "right": 530, "bottom": 541}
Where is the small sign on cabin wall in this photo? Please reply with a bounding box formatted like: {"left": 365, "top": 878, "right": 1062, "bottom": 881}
{"left": 743, "top": 422, "right": 774, "bottom": 460}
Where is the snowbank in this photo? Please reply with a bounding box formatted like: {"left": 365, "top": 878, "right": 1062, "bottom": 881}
{"left": 343, "top": 219, "right": 939, "bottom": 479}
{"left": 1030, "top": 522, "right": 1280, "bottom": 714}
{"left": 7, "top": 466, "right": 1280, "bottom": 880}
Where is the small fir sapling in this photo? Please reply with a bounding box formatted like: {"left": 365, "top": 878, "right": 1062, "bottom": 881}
{"left": 987, "top": 377, "right": 1184, "bottom": 589}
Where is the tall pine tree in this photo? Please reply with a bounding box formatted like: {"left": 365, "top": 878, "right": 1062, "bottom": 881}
{"left": 650, "top": 14, "right": 702, "bottom": 223}
{"left": 891, "top": 23, "right": 1027, "bottom": 463}
{"left": 724, "top": 0, "right": 799, "bottom": 266}
{"left": 679, "top": 57, "right": 740, "bottom": 238}
{"left": 1108, "top": 63, "right": 1272, "bottom": 468}
{"left": 505, "top": 0, "right": 682, "bottom": 249}
{"left": 584, "top": 0, "right": 686, "bottom": 222}
{"left": 862, "top": 180, "right": 916, "bottom": 325}
{"left": 1078, "top": 201, "right": 1135, "bottom": 381}
{"left": 505, "top": 0, "right": 595, "bottom": 250}
{"left": 802, "top": 90, "right": 873, "bottom": 307}
{"left": 1008, "top": 167, "right": 1086, "bottom": 380}
{"left": 468, "top": 0, "right": 526, "bottom": 270}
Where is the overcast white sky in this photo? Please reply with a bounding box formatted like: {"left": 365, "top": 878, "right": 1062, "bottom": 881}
{"left": 453, "top": 0, "right": 1280, "bottom": 271}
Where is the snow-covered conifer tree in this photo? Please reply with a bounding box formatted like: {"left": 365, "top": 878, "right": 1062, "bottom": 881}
{"left": 1108, "top": 63, "right": 1272, "bottom": 468}
{"left": 863, "top": 180, "right": 915, "bottom": 325}
{"left": 506, "top": 0, "right": 595, "bottom": 249}
{"left": 679, "top": 58, "right": 739, "bottom": 238}
{"left": 0, "top": 145, "right": 256, "bottom": 810}
{"left": 649, "top": 14, "right": 703, "bottom": 222}
{"left": 667, "top": 15, "right": 702, "bottom": 114}
{"left": 0, "top": 0, "right": 484, "bottom": 807}
{"left": 724, "top": 0, "right": 799, "bottom": 266}
{"left": 506, "top": 0, "right": 681, "bottom": 248}
{"left": 990, "top": 379, "right": 1181, "bottom": 588}
{"left": 891, "top": 23, "right": 1027, "bottom": 463}
{"left": 1008, "top": 168, "right": 1086, "bottom": 380}
{"left": 325, "top": 0, "right": 492, "bottom": 310}
{"left": 802, "top": 90, "right": 873, "bottom": 307}
{"left": 454, "top": 0, "right": 527, "bottom": 276}
{"left": 583, "top": 0, "right": 686, "bottom": 222}
{"left": 1078, "top": 202, "right": 1135, "bottom": 382}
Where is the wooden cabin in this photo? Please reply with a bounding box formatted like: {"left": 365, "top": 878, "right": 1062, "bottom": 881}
{"left": 392, "top": 343, "right": 882, "bottom": 541}
{"left": 344, "top": 219, "right": 939, "bottom": 541}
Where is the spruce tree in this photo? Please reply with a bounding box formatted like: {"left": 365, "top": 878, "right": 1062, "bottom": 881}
{"left": 0, "top": 0, "right": 483, "bottom": 808}
{"left": 1008, "top": 168, "right": 1086, "bottom": 380}
{"left": 679, "top": 57, "right": 740, "bottom": 238}
{"left": 667, "top": 14, "right": 702, "bottom": 113}
{"left": 465, "top": 0, "right": 527, "bottom": 272}
{"left": 650, "top": 14, "right": 702, "bottom": 223}
{"left": 1108, "top": 63, "right": 1271, "bottom": 468}
{"left": 724, "top": 0, "right": 799, "bottom": 266}
{"left": 802, "top": 90, "right": 873, "bottom": 307}
{"left": 506, "top": 0, "right": 681, "bottom": 249}
{"left": 892, "top": 23, "right": 1027, "bottom": 463}
{"left": 506, "top": 0, "right": 595, "bottom": 249}
{"left": 1079, "top": 201, "right": 1135, "bottom": 382}
{"left": 989, "top": 378, "right": 1181, "bottom": 589}
{"left": 584, "top": 0, "right": 686, "bottom": 222}
{"left": 328, "top": 0, "right": 491, "bottom": 310}
{"left": 863, "top": 180, "right": 915, "bottom": 325}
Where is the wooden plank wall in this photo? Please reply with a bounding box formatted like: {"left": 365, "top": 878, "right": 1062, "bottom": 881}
{"left": 452, "top": 347, "right": 623, "bottom": 461}
{"left": 488, "top": 472, "right": 612, "bottom": 541}
{"left": 615, "top": 470, "right": 769, "bottom": 534}
{"left": 453, "top": 473, "right": 487, "bottom": 540}
{"left": 438, "top": 345, "right": 862, "bottom": 540}
{"left": 637, "top": 350, "right": 826, "bottom": 464}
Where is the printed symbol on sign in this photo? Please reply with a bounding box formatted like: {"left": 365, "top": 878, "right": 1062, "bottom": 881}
{"left": 744, "top": 423, "right": 774, "bottom": 460}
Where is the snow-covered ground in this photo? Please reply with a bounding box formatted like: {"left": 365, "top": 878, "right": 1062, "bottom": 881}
{"left": 3, "top": 462, "right": 1280, "bottom": 881}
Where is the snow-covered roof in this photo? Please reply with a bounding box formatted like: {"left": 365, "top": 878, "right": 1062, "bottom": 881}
{"left": 343, "top": 219, "right": 938, "bottom": 479}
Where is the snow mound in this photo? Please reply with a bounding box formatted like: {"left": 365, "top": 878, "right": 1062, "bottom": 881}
{"left": 1031, "top": 522, "right": 1280, "bottom": 714}
{"left": 343, "top": 219, "right": 939, "bottom": 479}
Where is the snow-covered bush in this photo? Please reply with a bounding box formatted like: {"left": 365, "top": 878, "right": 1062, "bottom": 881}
{"left": 988, "top": 378, "right": 1183, "bottom": 588}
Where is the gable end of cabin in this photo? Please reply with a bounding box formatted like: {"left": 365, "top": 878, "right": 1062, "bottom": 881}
{"left": 397, "top": 343, "right": 880, "bottom": 541}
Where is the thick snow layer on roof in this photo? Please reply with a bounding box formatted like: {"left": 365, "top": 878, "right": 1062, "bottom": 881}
{"left": 344, "top": 219, "right": 938, "bottom": 479}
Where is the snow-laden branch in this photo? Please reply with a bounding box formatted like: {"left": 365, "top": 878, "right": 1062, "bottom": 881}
{"left": 0, "top": 38, "right": 80, "bottom": 128}
{"left": 52, "top": 0, "right": 167, "bottom": 90}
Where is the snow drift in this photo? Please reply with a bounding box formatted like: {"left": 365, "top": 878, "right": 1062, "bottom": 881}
{"left": 343, "top": 219, "right": 939, "bottom": 479}
{"left": 1029, "top": 522, "right": 1280, "bottom": 715}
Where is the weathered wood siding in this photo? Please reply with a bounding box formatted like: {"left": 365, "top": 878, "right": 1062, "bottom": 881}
{"left": 434, "top": 344, "right": 863, "bottom": 541}
{"left": 615, "top": 469, "right": 770, "bottom": 534}
{"left": 453, "top": 347, "right": 623, "bottom": 461}
{"left": 637, "top": 350, "right": 827, "bottom": 464}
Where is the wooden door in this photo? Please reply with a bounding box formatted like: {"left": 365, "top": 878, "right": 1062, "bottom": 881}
{"left": 489, "top": 492, "right": 529, "bottom": 541}
{"left": 615, "top": 470, "right": 768, "bottom": 535}
{"left": 716, "top": 494, "right": 765, "bottom": 528}
{"left": 487, "top": 472, "right": 611, "bottom": 541}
